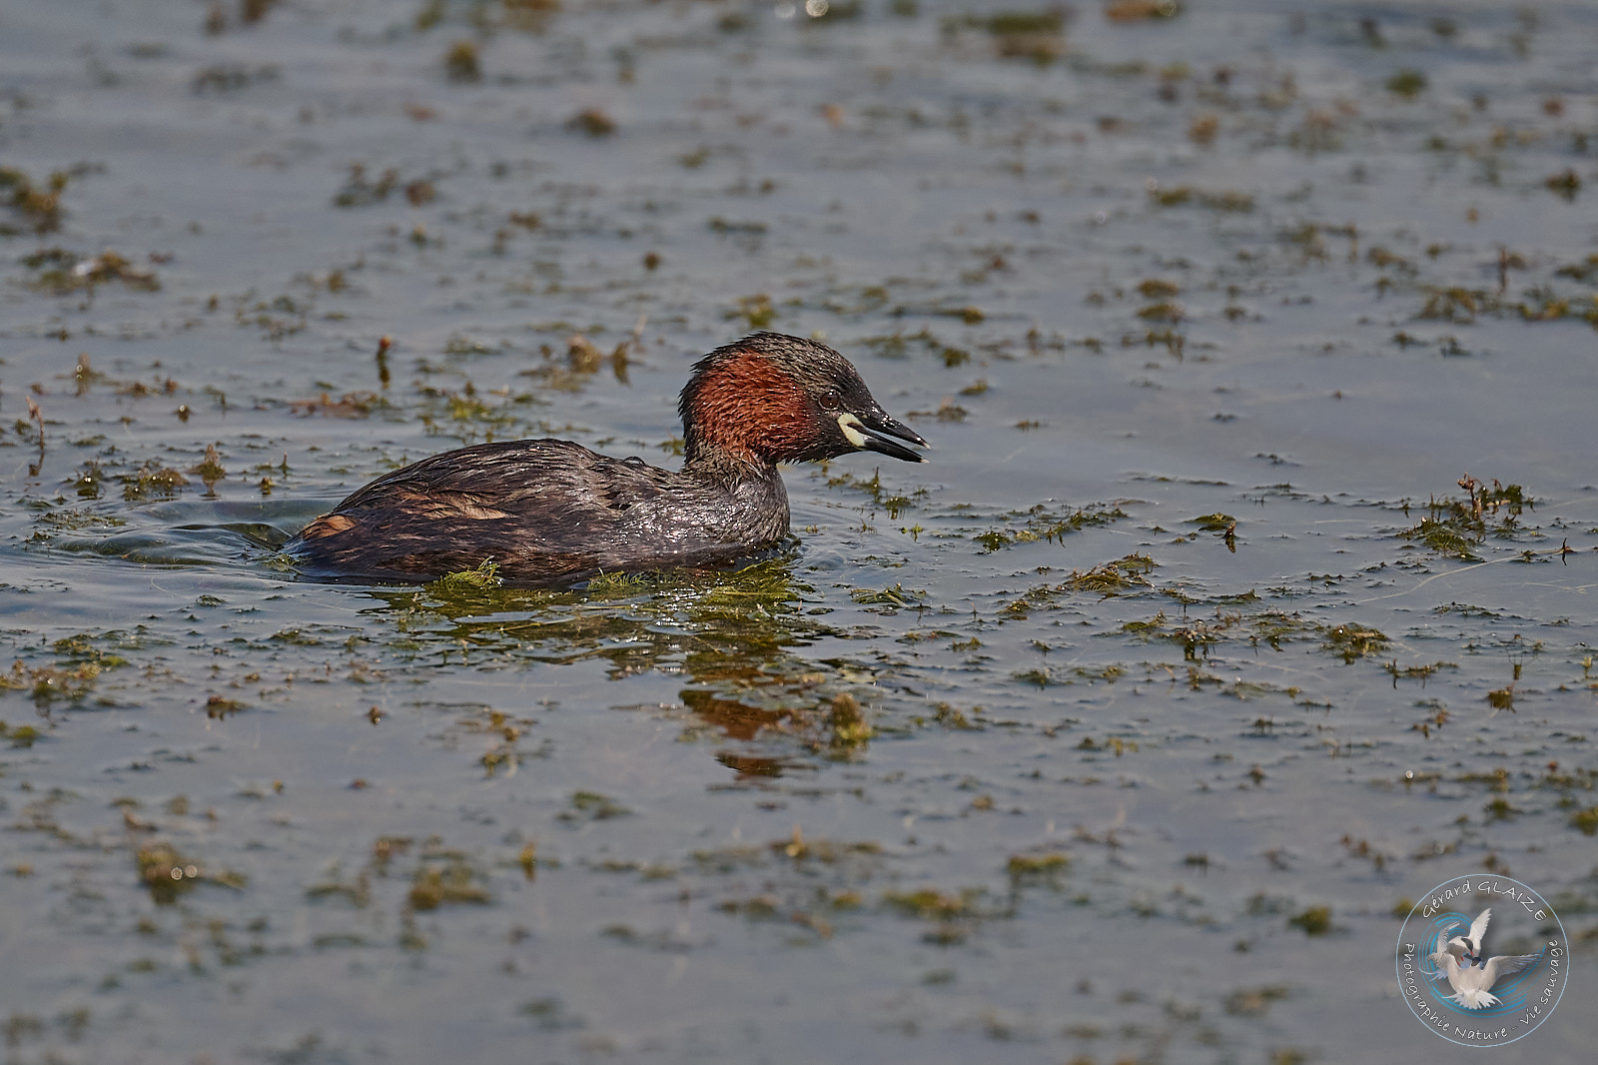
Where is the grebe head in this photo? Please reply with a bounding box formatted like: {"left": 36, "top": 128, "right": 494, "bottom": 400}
{"left": 679, "top": 332, "right": 928, "bottom": 467}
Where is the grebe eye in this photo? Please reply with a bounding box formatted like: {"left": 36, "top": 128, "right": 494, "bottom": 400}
{"left": 820, "top": 388, "right": 843, "bottom": 409}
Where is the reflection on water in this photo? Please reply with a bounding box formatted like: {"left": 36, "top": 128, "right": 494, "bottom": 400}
{"left": 355, "top": 557, "right": 877, "bottom": 774}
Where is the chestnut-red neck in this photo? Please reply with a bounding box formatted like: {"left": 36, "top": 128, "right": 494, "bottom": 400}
{"left": 682, "top": 351, "right": 820, "bottom": 468}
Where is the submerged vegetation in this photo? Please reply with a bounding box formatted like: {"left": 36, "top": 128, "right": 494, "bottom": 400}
{"left": 0, "top": 166, "right": 70, "bottom": 234}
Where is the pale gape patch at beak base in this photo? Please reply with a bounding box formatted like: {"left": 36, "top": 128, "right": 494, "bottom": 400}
{"left": 836, "top": 412, "right": 868, "bottom": 448}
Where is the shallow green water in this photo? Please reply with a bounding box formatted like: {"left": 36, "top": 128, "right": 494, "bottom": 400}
{"left": 2, "top": 1, "right": 1596, "bottom": 1062}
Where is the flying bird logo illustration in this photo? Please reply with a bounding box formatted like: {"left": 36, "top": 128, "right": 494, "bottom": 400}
{"left": 1428, "top": 908, "right": 1542, "bottom": 1009}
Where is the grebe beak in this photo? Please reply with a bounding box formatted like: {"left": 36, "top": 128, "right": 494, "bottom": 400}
{"left": 837, "top": 409, "right": 928, "bottom": 463}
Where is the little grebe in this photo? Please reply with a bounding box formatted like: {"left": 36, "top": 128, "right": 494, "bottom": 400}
{"left": 287, "top": 332, "right": 927, "bottom": 584}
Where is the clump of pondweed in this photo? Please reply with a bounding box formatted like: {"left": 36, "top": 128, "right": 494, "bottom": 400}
{"left": 1062, "top": 553, "right": 1156, "bottom": 595}
{"left": 1399, "top": 474, "right": 1532, "bottom": 561}
{"left": 134, "top": 842, "right": 247, "bottom": 905}
{"left": 23, "top": 248, "right": 159, "bottom": 293}
{"left": 1323, "top": 624, "right": 1390, "bottom": 664}
{"left": 1288, "top": 905, "right": 1333, "bottom": 936}
{"left": 826, "top": 692, "right": 871, "bottom": 755}
{"left": 942, "top": 10, "right": 1069, "bottom": 65}
{"left": 1000, "top": 553, "right": 1157, "bottom": 619}
{"left": 432, "top": 558, "right": 503, "bottom": 593}
{"left": 408, "top": 858, "right": 491, "bottom": 910}
{"left": 0, "top": 166, "right": 69, "bottom": 234}
{"left": 0, "top": 658, "right": 111, "bottom": 705}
